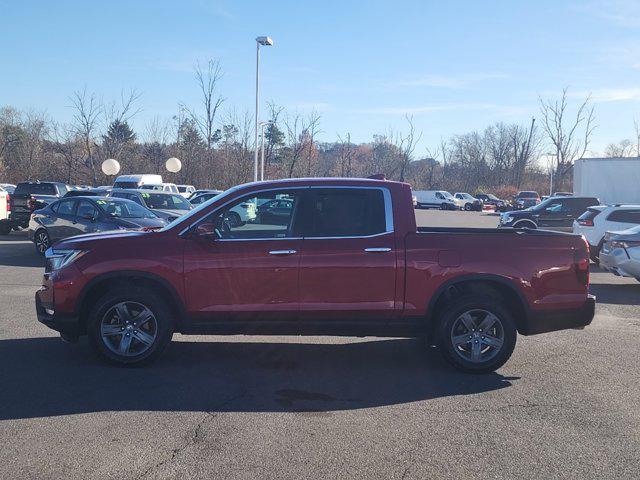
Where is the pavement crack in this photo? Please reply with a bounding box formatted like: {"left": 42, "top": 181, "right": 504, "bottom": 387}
{"left": 134, "top": 392, "right": 245, "bottom": 479}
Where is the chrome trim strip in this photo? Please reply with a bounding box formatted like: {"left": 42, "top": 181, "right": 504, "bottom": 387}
{"left": 269, "top": 249, "right": 297, "bottom": 255}
{"left": 364, "top": 247, "right": 392, "bottom": 252}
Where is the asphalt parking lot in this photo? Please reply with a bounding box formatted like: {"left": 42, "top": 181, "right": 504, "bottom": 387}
{"left": 1, "top": 210, "right": 639, "bottom": 479}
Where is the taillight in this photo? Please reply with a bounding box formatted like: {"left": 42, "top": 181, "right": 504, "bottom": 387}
{"left": 28, "top": 196, "right": 37, "bottom": 211}
{"left": 574, "top": 238, "right": 590, "bottom": 286}
{"left": 578, "top": 219, "right": 594, "bottom": 227}
{"left": 6, "top": 194, "right": 10, "bottom": 211}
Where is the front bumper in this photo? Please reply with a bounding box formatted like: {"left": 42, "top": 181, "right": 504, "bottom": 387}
{"left": 35, "top": 287, "right": 80, "bottom": 337}
{"left": 600, "top": 247, "right": 640, "bottom": 279}
{"left": 522, "top": 295, "right": 595, "bottom": 335}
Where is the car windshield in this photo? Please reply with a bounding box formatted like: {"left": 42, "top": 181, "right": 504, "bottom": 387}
{"left": 112, "top": 181, "right": 139, "bottom": 189}
{"left": 519, "top": 192, "right": 538, "bottom": 198}
{"left": 141, "top": 192, "right": 192, "bottom": 210}
{"left": 96, "top": 199, "right": 157, "bottom": 219}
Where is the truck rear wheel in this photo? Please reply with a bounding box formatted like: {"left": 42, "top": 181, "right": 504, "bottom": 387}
{"left": 436, "top": 294, "right": 517, "bottom": 373}
{"left": 87, "top": 287, "right": 174, "bottom": 366}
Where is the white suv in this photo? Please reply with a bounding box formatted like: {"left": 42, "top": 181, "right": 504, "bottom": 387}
{"left": 573, "top": 205, "right": 640, "bottom": 262}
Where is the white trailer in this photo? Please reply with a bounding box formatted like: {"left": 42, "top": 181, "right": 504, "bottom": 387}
{"left": 573, "top": 157, "right": 640, "bottom": 205}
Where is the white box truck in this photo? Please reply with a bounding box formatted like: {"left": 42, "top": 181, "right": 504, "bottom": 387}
{"left": 573, "top": 157, "right": 640, "bottom": 205}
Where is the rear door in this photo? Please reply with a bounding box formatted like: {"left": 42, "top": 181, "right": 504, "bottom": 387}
{"left": 49, "top": 198, "right": 77, "bottom": 241}
{"left": 297, "top": 187, "right": 397, "bottom": 321}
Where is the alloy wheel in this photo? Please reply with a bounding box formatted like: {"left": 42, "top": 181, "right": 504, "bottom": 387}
{"left": 35, "top": 231, "right": 50, "bottom": 253}
{"left": 450, "top": 309, "right": 505, "bottom": 363}
{"left": 100, "top": 301, "right": 158, "bottom": 357}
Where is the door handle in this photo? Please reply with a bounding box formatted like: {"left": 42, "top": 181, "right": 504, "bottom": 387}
{"left": 364, "top": 247, "right": 391, "bottom": 253}
{"left": 269, "top": 249, "right": 297, "bottom": 255}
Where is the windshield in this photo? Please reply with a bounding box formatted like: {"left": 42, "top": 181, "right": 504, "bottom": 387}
{"left": 140, "top": 192, "right": 192, "bottom": 210}
{"left": 518, "top": 191, "right": 538, "bottom": 199}
{"left": 95, "top": 199, "right": 158, "bottom": 219}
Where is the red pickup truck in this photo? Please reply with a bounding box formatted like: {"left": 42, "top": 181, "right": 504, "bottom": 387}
{"left": 36, "top": 177, "right": 595, "bottom": 372}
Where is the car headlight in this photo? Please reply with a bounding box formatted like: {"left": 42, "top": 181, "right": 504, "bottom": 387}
{"left": 44, "top": 248, "right": 86, "bottom": 272}
{"left": 501, "top": 215, "right": 513, "bottom": 224}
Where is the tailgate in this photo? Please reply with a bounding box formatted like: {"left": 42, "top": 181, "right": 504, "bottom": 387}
{"left": 10, "top": 194, "right": 32, "bottom": 214}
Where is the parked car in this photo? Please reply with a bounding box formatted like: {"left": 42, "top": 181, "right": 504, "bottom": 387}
{"left": 36, "top": 177, "right": 594, "bottom": 372}
{"left": 140, "top": 183, "right": 180, "bottom": 194}
{"left": 63, "top": 187, "right": 111, "bottom": 198}
{"left": 573, "top": 205, "right": 640, "bottom": 262}
{"left": 513, "top": 191, "right": 541, "bottom": 210}
{"left": 475, "top": 193, "right": 506, "bottom": 211}
{"left": 599, "top": 225, "right": 640, "bottom": 281}
{"left": 454, "top": 193, "right": 483, "bottom": 211}
{"left": 0, "top": 189, "right": 8, "bottom": 223}
{"left": 110, "top": 189, "right": 193, "bottom": 222}
{"left": 413, "top": 190, "right": 458, "bottom": 210}
{"left": 499, "top": 196, "right": 600, "bottom": 231}
{"left": 177, "top": 185, "right": 196, "bottom": 198}
{"left": 189, "top": 190, "right": 225, "bottom": 205}
{"left": 28, "top": 197, "right": 166, "bottom": 254}
{"left": 0, "top": 183, "right": 16, "bottom": 194}
{"left": 1, "top": 181, "right": 69, "bottom": 234}
{"left": 112, "top": 174, "right": 163, "bottom": 190}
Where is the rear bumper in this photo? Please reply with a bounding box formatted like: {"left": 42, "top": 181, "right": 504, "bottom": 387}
{"left": 35, "top": 289, "right": 80, "bottom": 337}
{"left": 522, "top": 295, "right": 595, "bottom": 335}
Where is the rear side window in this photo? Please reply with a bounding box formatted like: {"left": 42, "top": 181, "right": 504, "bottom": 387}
{"left": 306, "top": 188, "right": 387, "bottom": 237}
{"left": 577, "top": 208, "right": 601, "bottom": 222}
{"left": 14, "top": 183, "right": 57, "bottom": 195}
{"left": 55, "top": 200, "right": 75, "bottom": 216}
{"left": 607, "top": 210, "right": 640, "bottom": 223}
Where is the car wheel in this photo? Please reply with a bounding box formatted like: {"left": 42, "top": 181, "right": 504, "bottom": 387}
{"left": 34, "top": 229, "right": 50, "bottom": 255}
{"left": 227, "top": 211, "right": 243, "bottom": 227}
{"left": 464, "top": 203, "right": 472, "bottom": 211}
{"left": 87, "top": 287, "right": 174, "bottom": 366}
{"left": 436, "top": 294, "right": 517, "bottom": 373}
{"left": 440, "top": 203, "right": 449, "bottom": 210}
{"left": 513, "top": 220, "right": 537, "bottom": 229}
{"left": 0, "top": 222, "right": 11, "bottom": 235}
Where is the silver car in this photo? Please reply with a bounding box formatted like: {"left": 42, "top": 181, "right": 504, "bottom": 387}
{"left": 599, "top": 225, "right": 640, "bottom": 281}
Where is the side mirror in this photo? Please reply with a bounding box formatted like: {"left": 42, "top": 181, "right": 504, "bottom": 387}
{"left": 195, "top": 222, "right": 217, "bottom": 241}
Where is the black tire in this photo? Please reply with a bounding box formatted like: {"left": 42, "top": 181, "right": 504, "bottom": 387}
{"left": 436, "top": 294, "right": 517, "bottom": 373}
{"left": 33, "top": 229, "right": 50, "bottom": 255}
{"left": 87, "top": 287, "right": 174, "bottom": 366}
{"left": 440, "top": 203, "right": 448, "bottom": 210}
{"left": 227, "top": 211, "right": 243, "bottom": 227}
{"left": 513, "top": 220, "right": 537, "bottom": 229}
{"left": 464, "top": 203, "right": 472, "bottom": 211}
{"left": 0, "top": 222, "right": 11, "bottom": 236}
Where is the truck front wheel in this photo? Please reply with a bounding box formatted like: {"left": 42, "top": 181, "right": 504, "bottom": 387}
{"left": 87, "top": 287, "right": 174, "bottom": 366}
{"left": 436, "top": 294, "right": 517, "bottom": 373}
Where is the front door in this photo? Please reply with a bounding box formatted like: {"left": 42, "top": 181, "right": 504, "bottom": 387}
{"left": 536, "top": 199, "right": 571, "bottom": 230}
{"left": 183, "top": 189, "right": 304, "bottom": 322}
{"left": 298, "top": 187, "right": 398, "bottom": 320}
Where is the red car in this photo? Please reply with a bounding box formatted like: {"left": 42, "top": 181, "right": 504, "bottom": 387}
{"left": 36, "top": 178, "right": 594, "bottom": 372}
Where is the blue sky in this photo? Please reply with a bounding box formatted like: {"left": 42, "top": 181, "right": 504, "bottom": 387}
{"left": 1, "top": 0, "right": 639, "bottom": 156}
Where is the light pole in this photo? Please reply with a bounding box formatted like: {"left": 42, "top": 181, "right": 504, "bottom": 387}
{"left": 254, "top": 36, "right": 273, "bottom": 182}
{"left": 544, "top": 152, "right": 558, "bottom": 195}
{"left": 259, "top": 120, "right": 274, "bottom": 181}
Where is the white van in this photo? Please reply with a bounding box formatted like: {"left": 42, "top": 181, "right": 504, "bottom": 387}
{"left": 112, "top": 174, "right": 163, "bottom": 190}
{"left": 413, "top": 190, "right": 458, "bottom": 210}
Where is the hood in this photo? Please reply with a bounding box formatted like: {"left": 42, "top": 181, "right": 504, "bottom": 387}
{"left": 52, "top": 230, "right": 149, "bottom": 250}
{"left": 606, "top": 225, "right": 640, "bottom": 241}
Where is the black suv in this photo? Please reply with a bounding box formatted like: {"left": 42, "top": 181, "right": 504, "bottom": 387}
{"left": 2, "top": 181, "right": 69, "bottom": 232}
{"left": 499, "top": 196, "right": 600, "bottom": 231}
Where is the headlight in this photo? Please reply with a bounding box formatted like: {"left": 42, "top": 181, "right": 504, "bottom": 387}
{"left": 502, "top": 215, "right": 513, "bottom": 224}
{"left": 44, "top": 248, "right": 86, "bottom": 272}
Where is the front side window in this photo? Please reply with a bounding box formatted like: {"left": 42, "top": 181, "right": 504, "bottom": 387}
{"left": 55, "top": 199, "right": 75, "bottom": 216}
{"left": 306, "top": 188, "right": 387, "bottom": 238}
{"left": 141, "top": 193, "right": 191, "bottom": 210}
{"left": 209, "top": 190, "right": 301, "bottom": 240}
{"left": 76, "top": 200, "right": 97, "bottom": 220}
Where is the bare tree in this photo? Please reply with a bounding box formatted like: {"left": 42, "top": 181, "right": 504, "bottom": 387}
{"left": 511, "top": 118, "right": 539, "bottom": 187}
{"left": 304, "top": 110, "right": 322, "bottom": 176}
{"left": 69, "top": 88, "right": 102, "bottom": 185}
{"left": 605, "top": 139, "right": 635, "bottom": 157}
{"left": 336, "top": 133, "right": 355, "bottom": 176}
{"left": 539, "top": 87, "right": 596, "bottom": 190}
{"left": 634, "top": 118, "right": 640, "bottom": 157}
{"left": 396, "top": 115, "right": 422, "bottom": 182}
{"left": 182, "top": 59, "right": 225, "bottom": 150}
